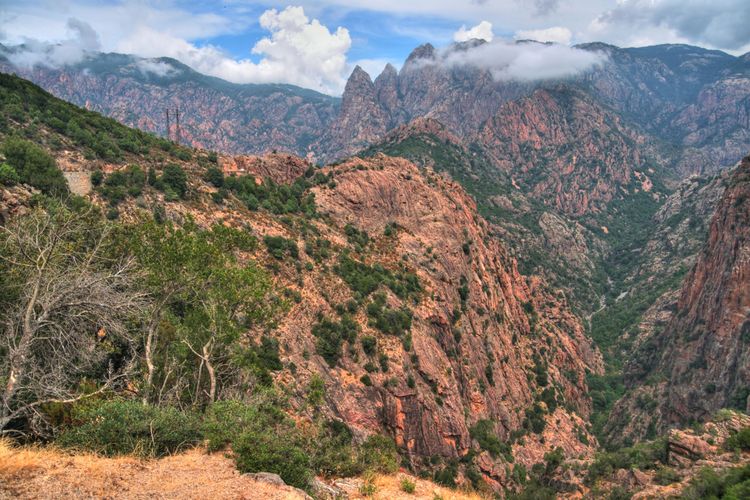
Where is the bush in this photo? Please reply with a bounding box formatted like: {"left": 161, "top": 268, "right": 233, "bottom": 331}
{"left": 335, "top": 254, "right": 421, "bottom": 301}
{"left": 470, "top": 419, "right": 512, "bottom": 460}
{"left": 264, "top": 235, "right": 299, "bottom": 260}
{"left": 0, "top": 163, "right": 19, "bottom": 186}
{"left": 201, "top": 397, "right": 287, "bottom": 452}
{"left": 358, "top": 435, "right": 399, "bottom": 474}
{"left": 366, "top": 293, "right": 412, "bottom": 337}
{"left": 1, "top": 137, "right": 68, "bottom": 195}
{"left": 361, "top": 336, "right": 377, "bottom": 356}
{"left": 57, "top": 399, "right": 201, "bottom": 457}
{"left": 653, "top": 466, "right": 680, "bottom": 485}
{"left": 90, "top": 169, "right": 104, "bottom": 186}
{"left": 312, "top": 315, "right": 359, "bottom": 367}
{"left": 400, "top": 477, "right": 416, "bottom": 494}
{"left": 309, "top": 420, "right": 360, "bottom": 478}
{"left": 159, "top": 164, "right": 188, "bottom": 198}
{"left": 234, "top": 427, "right": 311, "bottom": 489}
{"left": 204, "top": 166, "right": 224, "bottom": 187}
{"left": 724, "top": 427, "right": 750, "bottom": 452}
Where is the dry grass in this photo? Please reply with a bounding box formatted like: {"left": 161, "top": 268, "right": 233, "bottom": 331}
{"left": 0, "top": 439, "right": 306, "bottom": 499}
{"left": 0, "top": 440, "right": 487, "bottom": 500}
{"left": 343, "top": 472, "right": 486, "bottom": 500}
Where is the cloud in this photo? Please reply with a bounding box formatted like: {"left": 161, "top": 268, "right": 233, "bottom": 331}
{"left": 453, "top": 21, "right": 494, "bottom": 42}
{"left": 532, "top": 0, "right": 561, "bottom": 16}
{"left": 6, "top": 18, "right": 100, "bottom": 68}
{"left": 591, "top": 0, "right": 750, "bottom": 51}
{"left": 135, "top": 60, "right": 182, "bottom": 78}
{"left": 116, "top": 6, "right": 351, "bottom": 94}
{"left": 514, "top": 26, "right": 572, "bottom": 45}
{"left": 436, "top": 39, "right": 607, "bottom": 81}
{"left": 3, "top": 5, "right": 352, "bottom": 95}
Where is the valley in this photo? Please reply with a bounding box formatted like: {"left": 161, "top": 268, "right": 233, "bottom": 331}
{"left": 0, "top": 16, "right": 749, "bottom": 500}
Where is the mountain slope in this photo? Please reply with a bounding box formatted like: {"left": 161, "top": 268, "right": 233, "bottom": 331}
{"left": 0, "top": 49, "right": 339, "bottom": 157}
{"left": 0, "top": 72, "right": 603, "bottom": 491}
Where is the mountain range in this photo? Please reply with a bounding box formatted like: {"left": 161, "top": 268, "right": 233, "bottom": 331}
{"left": 1, "top": 35, "right": 749, "bottom": 498}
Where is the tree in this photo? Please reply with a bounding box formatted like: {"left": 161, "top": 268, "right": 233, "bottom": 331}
{"left": 124, "top": 219, "right": 278, "bottom": 406}
{"left": 1, "top": 137, "right": 68, "bottom": 196}
{"left": 160, "top": 164, "right": 188, "bottom": 198}
{"left": 0, "top": 204, "right": 145, "bottom": 434}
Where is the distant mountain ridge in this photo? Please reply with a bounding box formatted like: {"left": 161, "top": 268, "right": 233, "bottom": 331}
{"left": 2, "top": 41, "right": 748, "bottom": 174}
{"left": 0, "top": 46, "right": 339, "bottom": 156}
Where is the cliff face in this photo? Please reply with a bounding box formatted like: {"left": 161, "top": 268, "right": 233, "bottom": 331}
{"left": 476, "top": 87, "right": 666, "bottom": 217}
{"left": 608, "top": 156, "right": 750, "bottom": 441}
{"left": 278, "top": 155, "right": 603, "bottom": 477}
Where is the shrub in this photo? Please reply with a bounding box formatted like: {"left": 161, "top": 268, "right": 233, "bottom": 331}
{"left": 366, "top": 293, "right": 412, "bottom": 337}
{"left": 653, "top": 466, "right": 680, "bottom": 485}
{"left": 0, "top": 163, "right": 19, "bottom": 186}
{"left": 1, "top": 137, "right": 68, "bottom": 195}
{"left": 204, "top": 166, "right": 224, "bottom": 187}
{"left": 358, "top": 435, "right": 399, "bottom": 474}
{"left": 159, "top": 164, "right": 188, "bottom": 198}
{"left": 234, "top": 427, "right": 311, "bottom": 489}
{"left": 470, "top": 419, "right": 512, "bottom": 460}
{"left": 57, "top": 399, "right": 201, "bottom": 457}
{"left": 312, "top": 316, "right": 358, "bottom": 367}
{"left": 90, "top": 169, "right": 104, "bottom": 186}
{"left": 264, "top": 235, "right": 299, "bottom": 260}
{"left": 335, "top": 254, "right": 421, "bottom": 300}
{"left": 400, "top": 477, "right": 416, "bottom": 494}
{"left": 361, "top": 336, "right": 377, "bottom": 356}
{"left": 201, "top": 397, "right": 287, "bottom": 453}
{"left": 724, "top": 427, "right": 750, "bottom": 452}
{"left": 310, "top": 420, "right": 360, "bottom": 478}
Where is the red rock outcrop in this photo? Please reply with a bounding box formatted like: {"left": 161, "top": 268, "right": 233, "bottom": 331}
{"left": 219, "top": 153, "right": 310, "bottom": 184}
{"left": 306, "top": 155, "right": 603, "bottom": 471}
{"left": 476, "top": 87, "right": 664, "bottom": 216}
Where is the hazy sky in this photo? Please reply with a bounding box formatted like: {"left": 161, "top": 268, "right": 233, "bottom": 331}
{"left": 1, "top": 1, "right": 748, "bottom": 94}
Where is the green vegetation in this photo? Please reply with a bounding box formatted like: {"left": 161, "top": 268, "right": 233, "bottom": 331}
{"left": 335, "top": 254, "right": 421, "bottom": 301}
{"left": 682, "top": 463, "right": 750, "bottom": 500}
{"left": 400, "top": 477, "right": 416, "bottom": 494}
{"left": 57, "top": 399, "right": 201, "bottom": 458}
{"left": 0, "top": 162, "right": 19, "bottom": 186}
{"left": 586, "top": 438, "right": 668, "bottom": 483}
{"left": 724, "top": 427, "right": 750, "bottom": 452}
{"left": 312, "top": 315, "right": 359, "bottom": 367}
{"left": 223, "top": 172, "right": 318, "bottom": 216}
{"left": 1, "top": 137, "right": 68, "bottom": 195}
{"left": 469, "top": 419, "right": 512, "bottom": 461}
{"left": 264, "top": 235, "right": 299, "bottom": 260}
{"left": 366, "top": 293, "right": 413, "bottom": 337}
{"left": 0, "top": 72, "right": 185, "bottom": 163}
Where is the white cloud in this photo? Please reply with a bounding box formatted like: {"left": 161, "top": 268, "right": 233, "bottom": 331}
{"left": 514, "top": 26, "right": 572, "bottom": 45}
{"left": 6, "top": 18, "right": 100, "bottom": 69}
{"left": 590, "top": 0, "right": 750, "bottom": 51}
{"left": 453, "top": 21, "right": 494, "bottom": 42}
{"left": 1, "top": 4, "right": 352, "bottom": 95}
{"left": 437, "top": 39, "right": 607, "bottom": 81}
{"left": 135, "top": 59, "right": 182, "bottom": 78}
{"left": 116, "top": 6, "right": 351, "bottom": 94}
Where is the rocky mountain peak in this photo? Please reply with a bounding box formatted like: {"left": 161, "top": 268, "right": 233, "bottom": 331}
{"left": 404, "top": 43, "right": 436, "bottom": 65}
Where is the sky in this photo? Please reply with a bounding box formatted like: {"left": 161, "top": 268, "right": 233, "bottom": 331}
{"left": 1, "top": 1, "right": 749, "bottom": 95}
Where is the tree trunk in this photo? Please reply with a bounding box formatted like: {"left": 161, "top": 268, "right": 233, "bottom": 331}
{"left": 142, "top": 309, "right": 162, "bottom": 405}
{"left": 1, "top": 272, "right": 42, "bottom": 431}
{"left": 203, "top": 341, "right": 216, "bottom": 404}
